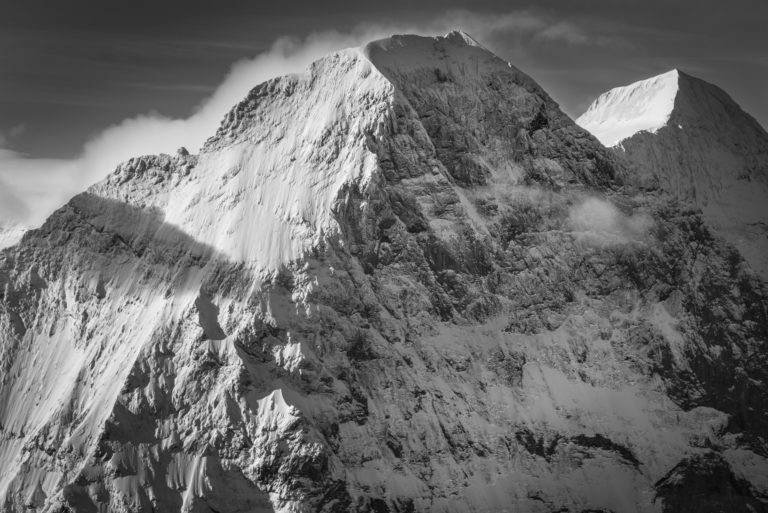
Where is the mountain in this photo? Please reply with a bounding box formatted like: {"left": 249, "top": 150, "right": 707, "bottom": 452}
{"left": 577, "top": 69, "right": 768, "bottom": 279}
{"left": 1, "top": 32, "right": 767, "bottom": 513}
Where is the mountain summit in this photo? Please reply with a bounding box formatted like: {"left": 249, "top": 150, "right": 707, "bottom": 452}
{"left": 1, "top": 33, "right": 767, "bottom": 513}
{"left": 576, "top": 69, "right": 682, "bottom": 147}
{"left": 578, "top": 69, "right": 768, "bottom": 278}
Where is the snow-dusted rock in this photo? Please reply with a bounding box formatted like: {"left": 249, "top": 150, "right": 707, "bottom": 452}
{"left": 578, "top": 69, "right": 768, "bottom": 279}
{"left": 1, "top": 33, "right": 767, "bottom": 513}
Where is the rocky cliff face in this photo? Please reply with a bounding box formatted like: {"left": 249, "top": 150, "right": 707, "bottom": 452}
{"left": 1, "top": 32, "right": 767, "bottom": 513}
{"left": 578, "top": 69, "right": 768, "bottom": 280}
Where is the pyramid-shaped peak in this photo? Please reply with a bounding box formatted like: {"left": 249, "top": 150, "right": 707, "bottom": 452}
{"left": 577, "top": 68, "right": 765, "bottom": 147}
{"left": 576, "top": 69, "right": 682, "bottom": 146}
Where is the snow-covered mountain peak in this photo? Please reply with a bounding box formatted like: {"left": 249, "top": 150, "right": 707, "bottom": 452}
{"left": 579, "top": 68, "right": 768, "bottom": 278}
{"left": 578, "top": 68, "right": 768, "bottom": 150}
{"left": 576, "top": 69, "right": 681, "bottom": 146}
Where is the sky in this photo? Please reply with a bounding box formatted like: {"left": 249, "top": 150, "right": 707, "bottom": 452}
{"left": 1, "top": 0, "right": 767, "bottom": 226}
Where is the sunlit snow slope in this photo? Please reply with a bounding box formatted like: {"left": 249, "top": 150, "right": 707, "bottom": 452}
{"left": 577, "top": 69, "right": 680, "bottom": 147}
{"left": 578, "top": 69, "right": 768, "bottom": 279}
{"left": 1, "top": 33, "right": 767, "bottom": 513}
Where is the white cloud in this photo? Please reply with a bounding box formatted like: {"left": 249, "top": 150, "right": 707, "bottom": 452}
{"left": 0, "top": 11, "right": 606, "bottom": 232}
{"left": 568, "top": 197, "right": 652, "bottom": 245}
{"left": 0, "top": 149, "right": 72, "bottom": 224}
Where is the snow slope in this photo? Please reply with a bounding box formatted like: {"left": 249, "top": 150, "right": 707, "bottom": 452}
{"left": 1, "top": 33, "right": 767, "bottom": 513}
{"left": 576, "top": 69, "right": 680, "bottom": 147}
{"left": 578, "top": 69, "right": 768, "bottom": 279}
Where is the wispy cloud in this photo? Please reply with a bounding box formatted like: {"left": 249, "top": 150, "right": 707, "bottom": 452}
{"left": 536, "top": 21, "right": 591, "bottom": 45}
{"left": 568, "top": 197, "right": 652, "bottom": 246}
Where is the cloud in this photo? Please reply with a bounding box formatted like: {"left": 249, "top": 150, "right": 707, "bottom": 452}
{"left": 0, "top": 149, "right": 72, "bottom": 224}
{"left": 535, "top": 22, "right": 591, "bottom": 45}
{"left": 0, "top": 11, "right": 609, "bottom": 233}
{"left": 568, "top": 197, "right": 652, "bottom": 246}
{"left": 0, "top": 176, "right": 30, "bottom": 221}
